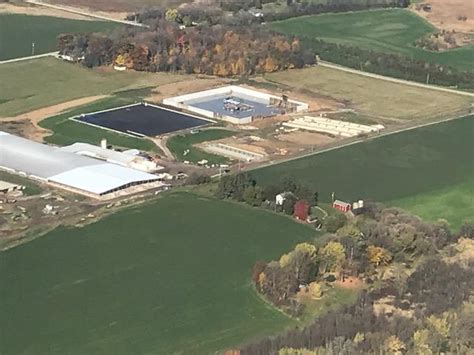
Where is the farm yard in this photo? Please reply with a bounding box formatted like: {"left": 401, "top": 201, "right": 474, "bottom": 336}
{"left": 271, "top": 9, "right": 474, "bottom": 71}
{"left": 264, "top": 66, "right": 472, "bottom": 122}
{"left": 167, "top": 129, "right": 236, "bottom": 164}
{"left": 0, "top": 192, "right": 316, "bottom": 354}
{"left": 0, "top": 14, "right": 118, "bottom": 61}
{"left": 0, "top": 57, "right": 186, "bottom": 118}
{"left": 252, "top": 116, "right": 474, "bottom": 230}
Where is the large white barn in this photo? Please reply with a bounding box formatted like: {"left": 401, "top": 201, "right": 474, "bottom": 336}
{"left": 0, "top": 132, "right": 161, "bottom": 198}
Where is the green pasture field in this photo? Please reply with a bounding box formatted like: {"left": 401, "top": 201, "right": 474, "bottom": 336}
{"left": 0, "top": 57, "right": 186, "bottom": 117}
{"left": 271, "top": 9, "right": 474, "bottom": 71}
{"left": 265, "top": 66, "right": 472, "bottom": 122}
{"left": 0, "top": 192, "right": 317, "bottom": 354}
{"left": 0, "top": 14, "right": 119, "bottom": 61}
{"left": 39, "top": 94, "right": 158, "bottom": 151}
{"left": 167, "top": 129, "right": 236, "bottom": 164}
{"left": 252, "top": 116, "right": 474, "bottom": 230}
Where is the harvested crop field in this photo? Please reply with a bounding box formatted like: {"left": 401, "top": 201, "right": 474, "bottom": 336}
{"left": 44, "top": 0, "right": 187, "bottom": 12}
{"left": 265, "top": 66, "right": 472, "bottom": 122}
{"left": 252, "top": 116, "right": 474, "bottom": 229}
{"left": 0, "top": 192, "right": 315, "bottom": 354}
{"left": 412, "top": 0, "right": 474, "bottom": 34}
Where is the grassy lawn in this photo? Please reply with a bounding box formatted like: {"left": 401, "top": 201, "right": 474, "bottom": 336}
{"left": 0, "top": 192, "right": 317, "bottom": 354}
{"left": 0, "top": 57, "right": 186, "bottom": 117}
{"left": 271, "top": 9, "right": 474, "bottom": 71}
{"left": 0, "top": 14, "right": 119, "bottom": 61}
{"left": 392, "top": 179, "right": 474, "bottom": 229}
{"left": 265, "top": 66, "right": 472, "bottom": 121}
{"left": 167, "top": 129, "right": 236, "bottom": 164}
{"left": 299, "top": 286, "right": 360, "bottom": 324}
{"left": 40, "top": 94, "right": 158, "bottom": 151}
{"left": 252, "top": 116, "right": 474, "bottom": 230}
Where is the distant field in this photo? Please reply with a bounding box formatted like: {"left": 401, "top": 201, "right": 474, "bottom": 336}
{"left": 45, "top": 0, "right": 186, "bottom": 12}
{"left": 0, "top": 192, "right": 316, "bottom": 354}
{"left": 0, "top": 58, "right": 185, "bottom": 117}
{"left": 167, "top": 129, "right": 236, "bottom": 164}
{"left": 266, "top": 66, "right": 472, "bottom": 121}
{"left": 0, "top": 14, "right": 118, "bottom": 61}
{"left": 271, "top": 9, "right": 474, "bottom": 71}
{"left": 252, "top": 116, "right": 474, "bottom": 230}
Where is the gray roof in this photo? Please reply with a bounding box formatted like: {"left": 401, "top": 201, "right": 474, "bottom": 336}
{"left": 0, "top": 132, "right": 159, "bottom": 195}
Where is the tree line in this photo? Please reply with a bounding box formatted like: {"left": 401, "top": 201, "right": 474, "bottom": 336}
{"left": 57, "top": 12, "right": 315, "bottom": 76}
{"left": 215, "top": 173, "right": 318, "bottom": 216}
{"left": 242, "top": 204, "right": 474, "bottom": 354}
{"left": 301, "top": 37, "right": 474, "bottom": 89}
{"left": 217, "top": 0, "right": 410, "bottom": 21}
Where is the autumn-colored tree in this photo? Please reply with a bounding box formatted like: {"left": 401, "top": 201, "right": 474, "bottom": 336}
{"left": 384, "top": 335, "right": 406, "bottom": 354}
{"left": 367, "top": 245, "right": 392, "bottom": 267}
{"left": 320, "top": 241, "right": 346, "bottom": 273}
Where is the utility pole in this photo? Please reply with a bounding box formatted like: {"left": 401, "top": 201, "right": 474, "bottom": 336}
{"left": 31, "top": 42, "right": 35, "bottom": 56}
{"left": 426, "top": 73, "right": 430, "bottom": 85}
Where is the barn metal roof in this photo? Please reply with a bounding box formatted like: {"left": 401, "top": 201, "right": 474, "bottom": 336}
{"left": 0, "top": 132, "right": 159, "bottom": 195}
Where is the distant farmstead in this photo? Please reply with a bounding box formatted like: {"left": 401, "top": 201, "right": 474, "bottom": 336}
{"left": 333, "top": 200, "right": 352, "bottom": 213}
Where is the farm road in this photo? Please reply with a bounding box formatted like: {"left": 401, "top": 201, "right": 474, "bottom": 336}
{"left": 0, "top": 51, "right": 58, "bottom": 65}
{"left": 25, "top": 0, "right": 148, "bottom": 27}
{"left": 319, "top": 61, "right": 474, "bottom": 98}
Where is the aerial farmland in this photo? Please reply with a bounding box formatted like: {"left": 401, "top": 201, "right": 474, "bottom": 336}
{"left": 0, "top": 0, "right": 473, "bottom": 354}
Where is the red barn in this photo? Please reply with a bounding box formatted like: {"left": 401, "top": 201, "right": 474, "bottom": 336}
{"left": 294, "top": 200, "right": 310, "bottom": 221}
{"left": 333, "top": 200, "right": 352, "bottom": 213}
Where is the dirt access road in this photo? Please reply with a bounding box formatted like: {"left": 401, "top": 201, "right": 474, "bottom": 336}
{"left": 24, "top": 0, "right": 148, "bottom": 27}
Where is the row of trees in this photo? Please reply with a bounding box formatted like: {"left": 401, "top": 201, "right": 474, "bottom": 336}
{"left": 302, "top": 37, "right": 474, "bottom": 89}
{"left": 218, "top": 0, "right": 410, "bottom": 21}
{"left": 58, "top": 16, "right": 315, "bottom": 76}
{"left": 216, "top": 173, "right": 317, "bottom": 216}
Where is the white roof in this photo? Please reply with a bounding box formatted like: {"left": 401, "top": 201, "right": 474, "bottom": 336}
{"left": 0, "top": 132, "right": 159, "bottom": 196}
{"left": 59, "top": 143, "right": 138, "bottom": 166}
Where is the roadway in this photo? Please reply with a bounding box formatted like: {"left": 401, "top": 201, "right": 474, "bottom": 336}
{"left": 0, "top": 51, "right": 59, "bottom": 65}
{"left": 24, "top": 0, "right": 149, "bottom": 27}
{"left": 318, "top": 61, "right": 474, "bottom": 98}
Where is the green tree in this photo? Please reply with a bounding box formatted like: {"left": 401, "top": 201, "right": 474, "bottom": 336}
{"left": 282, "top": 194, "right": 298, "bottom": 215}
{"left": 325, "top": 213, "right": 346, "bottom": 233}
{"left": 243, "top": 186, "right": 264, "bottom": 206}
{"left": 320, "top": 241, "right": 346, "bottom": 273}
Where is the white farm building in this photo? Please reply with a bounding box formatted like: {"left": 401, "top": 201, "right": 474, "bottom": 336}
{"left": 0, "top": 132, "right": 162, "bottom": 199}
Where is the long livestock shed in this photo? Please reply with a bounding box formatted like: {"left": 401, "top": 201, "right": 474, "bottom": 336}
{"left": 0, "top": 132, "right": 161, "bottom": 198}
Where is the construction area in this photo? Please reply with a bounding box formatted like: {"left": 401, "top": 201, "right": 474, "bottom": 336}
{"left": 163, "top": 85, "right": 309, "bottom": 124}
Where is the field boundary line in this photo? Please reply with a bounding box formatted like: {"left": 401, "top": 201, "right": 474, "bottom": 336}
{"left": 146, "top": 102, "right": 217, "bottom": 124}
{"left": 0, "top": 51, "right": 59, "bottom": 65}
{"left": 318, "top": 61, "right": 474, "bottom": 98}
{"left": 77, "top": 102, "right": 143, "bottom": 117}
{"left": 25, "top": 0, "right": 149, "bottom": 28}
{"left": 69, "top": 116, "right": 145, "bottom": 138}
{"left": 249, "top": 113, "right": 472, "bottom": 171}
